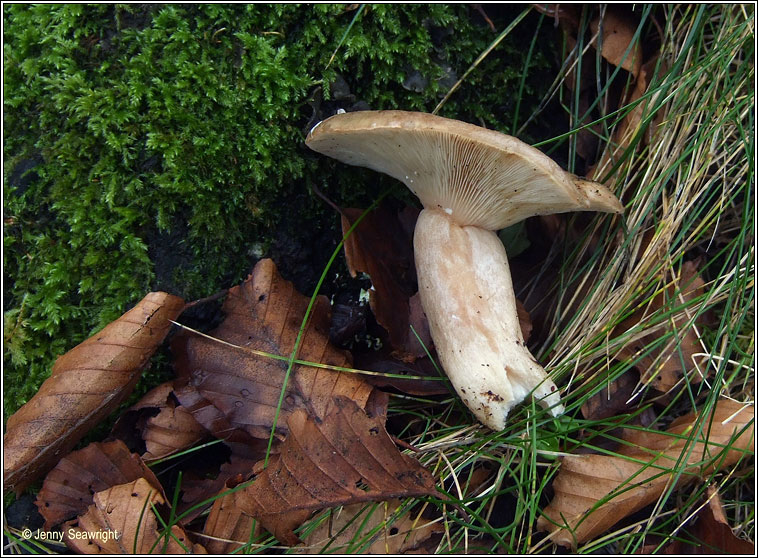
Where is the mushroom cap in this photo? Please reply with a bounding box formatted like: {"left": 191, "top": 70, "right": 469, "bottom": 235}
{"left": 306, "top": 110, "right": 623, "bottom": 230}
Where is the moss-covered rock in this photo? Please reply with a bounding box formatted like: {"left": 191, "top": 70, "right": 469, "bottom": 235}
{"left": 3, "top": 4, "right": 554, "bottom": 417}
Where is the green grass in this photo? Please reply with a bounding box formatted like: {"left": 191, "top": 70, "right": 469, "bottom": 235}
{"left": 3, "top": 3, "right": 753, "bottom": 555}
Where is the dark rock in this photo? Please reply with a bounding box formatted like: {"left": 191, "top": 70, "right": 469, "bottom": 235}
{"left": 403, "top": 69, "right": 428, "bottom": 93}
{"left": 6, "top": 155, "right": 43, "bottom": 198}
{"left": 4, "top": 493, "right": 44, "bottom": 532}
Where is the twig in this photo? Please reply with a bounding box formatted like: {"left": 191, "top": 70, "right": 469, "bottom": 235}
{"left": 310, "top": 181, "right": 344, "bottom": 217}
{"left": 182, "top": 288, "right": 229, "bottom": 311}
{"left": 472, "top": 4, "right": 496, "bottom": 32}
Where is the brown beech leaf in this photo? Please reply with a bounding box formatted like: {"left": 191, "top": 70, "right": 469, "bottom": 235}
{"left": 200, "top": 485, "right": 257, "bottom": 554}
{"left": 3, "top": 292, "right": 185, "bottom": 494}
{"left": 620, "top": 400, "right": 754, "bottom": 473}
{"left": 642, "top": 485, "right": 755, "bottom": 554}
{"left": 63, "top": 477, "right": 205, "bottom": 554}
{"left": 172, "top": 258, "right": 374, "bottom": 441}
{"left": 613, "top": 56, "right": 665, "bottom": 147}
{"left": 201, "top": 396, "right": 398, "bottom": 552}
{"left": 235, "top": 396, "right": 438, "bottom": 546}
{"left": 581, "top": 369, "right": 640, "bottom": 420}
{"left": 515, "top": 299, "right": 533, "bottom": 344}
{"left": 171, "top": 383, "right": 269, "bottom": 458}
{"left": 295, "top": 500, "right": 443, "bottom": 554}
{"left": 590, "top": 7, "right": 643, "bottom": 77}
{"left": 684, "top": 486, "right": 755, "bottom": 556}
{"left": 142, "top": 405, "right": 207, "bottom": 463}
{"left": 178, "top": 451, "right": 259, "bottom": 524}
{"left": 613, "top": 261, "right": 711, "bottom": 393}
{"left": 35, "top": 440, "right": 163, "bottom": 530}
{"left": 341, "top": 204, "right": 429, "bottom": 361}
{"left": 354, "top": 346, "right": 449, "bottom": 396}
{"left": 156, "top": 383, "right": 267, "bottom": 521}
{"left": 112, "top": 382, "right": 208, "bottom": 462}
{"left": 539, "top": 399, "right": 754, "bottom": 547}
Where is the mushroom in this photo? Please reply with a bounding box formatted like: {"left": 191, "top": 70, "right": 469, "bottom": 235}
{"left": 306, "top": 110, "right": 623, "bottom": 430}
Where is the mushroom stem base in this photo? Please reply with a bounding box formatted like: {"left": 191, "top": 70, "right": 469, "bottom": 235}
{"left": 414, "top": 208, "right": 564, "bottom": 430}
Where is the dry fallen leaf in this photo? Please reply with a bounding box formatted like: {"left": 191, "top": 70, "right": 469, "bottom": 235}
{"left": 590, "top": 7, "right": 643, "bottom": 78}
{"left": 692, "top": 486, "right": 754, "bottom": 554}
{"left": 64, "top": 477, "right": 204, "bottom": 554}
{"left": 640, "top": 485, "right": 755, "bottom": 554}
{"left": 539, "top": 399, "right": 754, "bottom": 547}
{"left": 178, "top": 451, "right": 259, "bottom": 524}
{"left": 353, "top": 346, "right": 449, "bottom": 397}
{"left": 35, "top": 440, "right": 163, "bottom": 530}
{"left": 153, "top": 383, "right": 267, "bottom": 520}
{"left": 111, "top": 382, "right": 208, "bottom": 462}
{"left": 3, "top": 292, "right": 185, "bottom": 494}
{"left": 341, "top": 204, "right": 430, "bottom": 362}
{"left": 235, "top": 396, "right": 438, "bottom": 546}
{"left": 200, "top": 481, "right": 259, "bottom": 554}
{"left": 172, "top": 258, "right": 374, "bottom": 441}
{"left": 581, "top": 369, "right": 641, "bottom": 420}
{"left": 613, "top": 260, "right": 711, "bottom": 392}
{"left": 296, "top": 499, "right": 443, "bottom": 554}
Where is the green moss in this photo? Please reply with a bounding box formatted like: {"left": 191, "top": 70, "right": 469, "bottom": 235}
{"left": 3, "top": 4, "right": 554, "bottom": 418}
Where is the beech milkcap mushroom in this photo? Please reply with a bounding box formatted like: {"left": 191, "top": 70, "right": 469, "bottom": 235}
{"left": 306, "top": 110, "right": 623, "bottom": 430}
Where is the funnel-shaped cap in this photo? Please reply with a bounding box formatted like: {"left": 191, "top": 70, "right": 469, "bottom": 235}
{"left": 307, "top": 110, "right": 623, "bottom": 230}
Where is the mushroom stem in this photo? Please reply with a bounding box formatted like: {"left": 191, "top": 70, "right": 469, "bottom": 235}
{"left": 414, "top": 208, "right": 563, "bottom": 430}
{"left": 306, "top": 110, "right": 624, "bottom": 429}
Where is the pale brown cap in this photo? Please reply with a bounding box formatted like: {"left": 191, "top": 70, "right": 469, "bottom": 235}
{"left": 306, "top": 110, "right": 623, "bottom": 230}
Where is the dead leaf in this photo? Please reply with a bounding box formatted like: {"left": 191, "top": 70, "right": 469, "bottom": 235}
{"left": 171, "top": 383, "right": 268, "bottom": 456}
{"left": 295, "top": 500, "right": 443, "bottom": 554}
{"left": 620, "top": 400, "right": 754, "bottom": 474}
{"left": 615, "top": 56, "right": 665, "bottom": 146}
{"left": 111, "top": 382, "right": 208, "bottom": 462}
{"left": 64, "top": 477, "right": 204, "bottom": 554}
{"left": 353, "top": 347, "right": 449, "bottom": 396}
{"left": 581, "top": 369, "right": 640, "bottom": 420}
{"left": 515, "top": 299, "right": 533, "bottom": 344}
{"left": 178, "top": 451, "right": 259, "bottom": 524}
{"left": 36, "top": 440, "right": 163, "bottom": 530}
{"left": 3, "top": 292, "right": 185, "bottom": 494}
{"left": 341, "top": 204, "right": 430, "bottom": 362}
{"left": 201, "top": 487, "right": 257, "bottom": 554}
{"left": 157, "top": 383, "right": 266, "bottom": 520}
{"left": 613, "top": 260, "right": 711, "bottom": 392}
{"left": 199, "top": 397, "right": 396, "bottom": 552}
{"left": 590, "top": 7, "right": 643, "bottom": 78}
{"left": 539, "top": 399, "right": 754, "bottom": 547}
{"left": 172, "top": 258, "right": 375, "bottom": 440}
{"left": 641, "top": 485, "right": 755, "bottom": 554}
{"left": 235, "top": 395, "right": 438, "bottom": 546}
